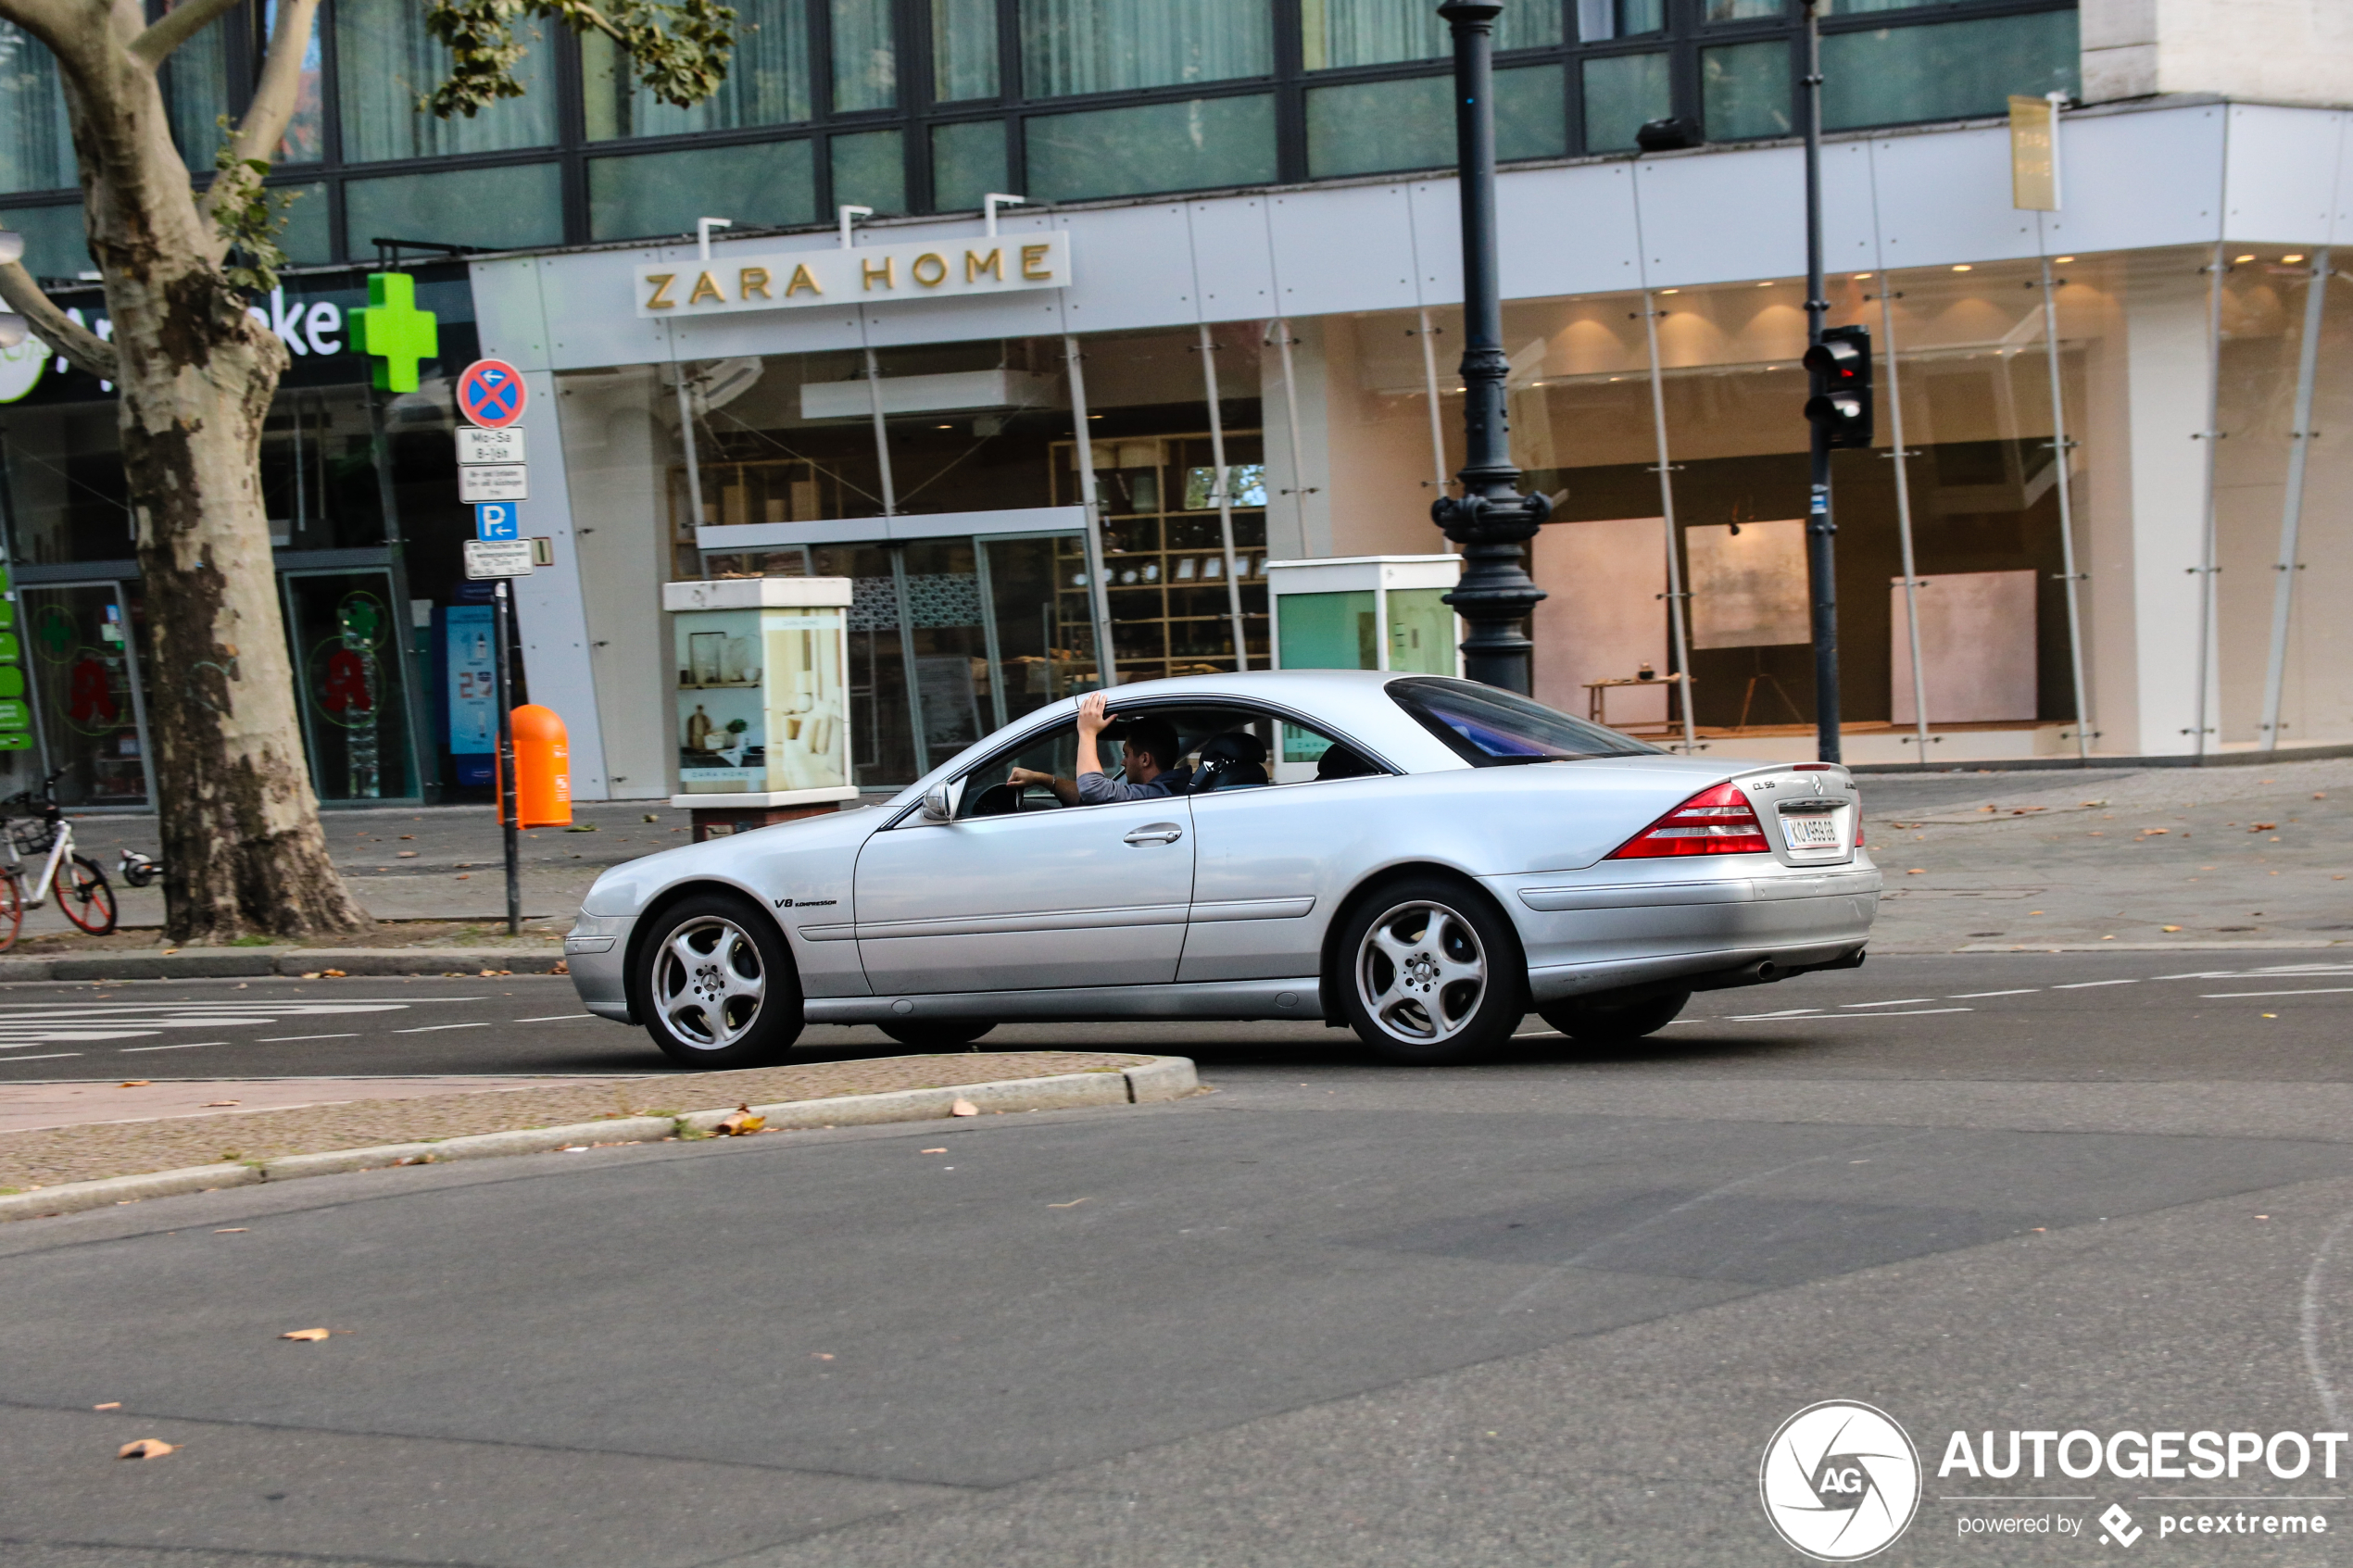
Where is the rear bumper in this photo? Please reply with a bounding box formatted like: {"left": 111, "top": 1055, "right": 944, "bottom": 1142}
{"left": 564, "top": 915, "right": 635, "bottom": 1022}
{"left": 1491, "top": 863, "right": 1879, "bottom": 1004}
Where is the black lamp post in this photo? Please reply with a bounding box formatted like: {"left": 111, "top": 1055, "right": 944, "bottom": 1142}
{"left": 1433, "top": 0, "right": 1548, "bottom": 694}
{"left": 1798, "top": 0, "right": 1843, "bottom": 761}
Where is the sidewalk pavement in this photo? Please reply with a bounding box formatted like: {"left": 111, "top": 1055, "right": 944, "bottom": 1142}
{"left": 0, "top": 1076, "right": 607, "bottom": 1136}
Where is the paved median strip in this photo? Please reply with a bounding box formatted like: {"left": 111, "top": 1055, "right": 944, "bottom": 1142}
{"left": 0, "top": 1053, "right": 1200, "bottom": 1223}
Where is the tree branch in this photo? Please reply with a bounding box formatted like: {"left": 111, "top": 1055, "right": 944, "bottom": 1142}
{"left": 200, "top": 0, "right": 320, "bottom": 237}
{"left": 126, "top": 0, "right": 241, "bottom": 69}
{"left": 0, "top": 261, "right": 116, "bottom": 382}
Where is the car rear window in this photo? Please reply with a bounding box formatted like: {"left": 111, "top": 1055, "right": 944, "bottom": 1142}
{"left": 1388, "top": 677, "right": 1663, "bottom": 765}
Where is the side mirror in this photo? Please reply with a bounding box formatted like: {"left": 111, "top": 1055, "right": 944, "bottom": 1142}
{"left": 920, "top": 783, "right": 952, "bottom": 823}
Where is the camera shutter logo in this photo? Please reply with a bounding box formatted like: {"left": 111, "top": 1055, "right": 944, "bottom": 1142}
{"left": 1759, "top": 1400, "right": 1922, "bottom": 1561}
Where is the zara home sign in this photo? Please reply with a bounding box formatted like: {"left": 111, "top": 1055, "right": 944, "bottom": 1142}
{"left": 635, "top": 233, "right": 1073, "bottom": 319}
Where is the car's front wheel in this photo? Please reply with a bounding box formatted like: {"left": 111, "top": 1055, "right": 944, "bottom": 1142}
{"left": 635, "top": 893, "right": 803, "bottom": 1069}
{"left": 1539, "top": 989, "right": 1691, "bottom": 1045}
{"left": 1336, "top": 877, "right": 1523, "bottom": 1065}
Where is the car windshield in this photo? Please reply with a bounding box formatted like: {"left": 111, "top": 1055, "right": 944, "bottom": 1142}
{"left": 1388, "top": 677, "right": 1663, "bottom": 765}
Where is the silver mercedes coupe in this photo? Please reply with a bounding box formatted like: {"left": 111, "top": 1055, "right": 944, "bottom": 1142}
{"left": 565, "top": 670, "right": 1879, "bottom": 1067}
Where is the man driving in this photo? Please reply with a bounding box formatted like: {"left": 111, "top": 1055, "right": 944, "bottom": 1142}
{"left": 1008, "top": 692, "right": 1191, "bottom": 806}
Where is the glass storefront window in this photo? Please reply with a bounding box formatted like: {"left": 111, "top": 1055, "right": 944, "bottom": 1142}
{"left": 261, "top": 0, "right": 324, "bottom": 162}
{"left": 1578, "top": 0, "right": 1666, "bottom": 43}
{"left": 0, "top": 24, "right": 71, "bottom": 194}
{"left": 21, "top": 583, "right": 150, "bottom": 808}
{"left": 1301, "top": 0, "right": 1559, "bottom": 71}
{"left": 7, "top": 203, "right": 87, "bottom": 279}
{"left": 869, "top": 338, "right": 1067, "bottom": 518}
{"left": 832, "top": 127, "right": 906, "bottom": 213}
{"left": 335, "top": 0, "right": 557, "bottom": 160}
{"left": 285, "top": 571, "right": 418, "bottom": 800}
{"left": 278, "top": 183, "right": 333, "bottom": 265}
{"left": 831, "top": 0, "right": 898, "bottom": 110}
{"left": 1582, "top": 51, "right": 1670, "bottom": 153}
{"left": 1305, "top": 65, "right": 1564, "bottom": 179}
{"left": 584, "top": 0, "right": 810, "bottom": 139}
{"left": 1823, "top": 13, "right": 2080, "bottom": 132}
{"left": 162, "top": 0, "right": 236, "bottom": 172}
{"left": 931, "top": 119, "right": 1008, "bottom": 211}
{"left": 343, "top": 163, "right": 564, "bottom": 253}
{"left": 5, "top": 403, "right": 132, "bottom": 567}
{"left": 1705, "top": 0, "right": 1780, "bottom": 19}
{"left": 589, "top": 140, "right": 817, "bottom": 242}
{"left": 1026, "top": 94, "right": 1276, "bottom": 203}
{"left": 932, "top": 0, "right": 999, "bottom": 101}
{"left": 1701, "top": 39, "right": 1791, "bottom": 141}
{"left": 1019, "top": 0, "right": 1271, "bottom": 97}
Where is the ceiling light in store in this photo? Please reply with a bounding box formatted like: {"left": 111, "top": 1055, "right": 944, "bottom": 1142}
{"left": 1952, "top": 264, "right": 1973, "bottom": 272}
{"left": 2235, "top": 254, "right": 2256, "bottom": 263}
{"left": 2055, "top": 255, "right": 2076, "bottom": 263}
{"left": 1756, "top": 280, "right": 1774, "bottom": 287}
{"left": 1853, "top": 272, "right": 1872, "bottom": 280}
{"left": 1659, "top": 288, "right": 1680, "bottom": 295}
{"left": 2284, "top": 253, "right": 2307, "bottom": 263}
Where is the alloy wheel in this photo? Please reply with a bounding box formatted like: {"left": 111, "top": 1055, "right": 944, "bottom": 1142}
{"left": 1355, "top": 898, "right": 1488, "bottom": 1046}
{"left": 654, "top": 915, "right": 767, "bottom": 1049}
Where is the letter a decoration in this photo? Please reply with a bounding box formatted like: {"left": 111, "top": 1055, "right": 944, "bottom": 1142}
{"left": 349, "top": 272, "right": 441, "bottom": 393}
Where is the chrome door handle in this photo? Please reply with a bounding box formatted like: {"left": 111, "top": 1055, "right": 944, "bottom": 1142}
{"left": 1123, "top": 823, "right": 1184, "bottom": 846}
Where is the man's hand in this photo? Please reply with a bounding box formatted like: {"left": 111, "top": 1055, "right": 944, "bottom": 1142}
{"left": 1007, "top": 767, "right": 1051, "bottom": 788}
{"left": 1076, "top": 691, "right": 1113, "bottom": 738}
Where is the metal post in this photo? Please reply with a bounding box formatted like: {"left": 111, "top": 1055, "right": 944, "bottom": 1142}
{"left": 1273, "top": 320, "right": 1316, "bottom": 550}
{"left": 1432, "top": 0, "right": 1548, "bottom": 693}
{"left": 2040, "top": 256, "right": 2093, "bottom": 762}
{"left": 2190, "top": 242, "right": 2226, "bottom": 760}
{"left": 1638, "top": 292, "right": 1698, "bottom": 753}
{"left": 2259, "top": 248, "right": 2330, "bottom": 751}
{"left": 493, "top": 579, "right": 519, "bottom": 936}
{"left": 674, "top": 369, "right": 710, "bottom": 578}
{"left": 1417, "top": 308, "right": 1450, "bottom": 501}
{"left": 1876, "top": 284, "right": 1932, "bottom": 765}
{"left": 1063, "top": 334, "right": 1119, "bottom": 687}
{"left": 1798, "top": 0, "right": 1840, "bottom": 762}
{"left": 1198, "top": 323, "right": 1251, "bottom": 670}
{"left": 862, "top": 346, "right": 899, "bottom": 516}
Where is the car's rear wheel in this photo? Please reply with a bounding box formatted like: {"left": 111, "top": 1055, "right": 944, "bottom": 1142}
{"left": 1539, "top": 989, "right": 1691, "bottom": 1045}
{"left": 1336, "top": 877, "right": 1523, "bottom": 1065}
{"left": 879, "top": 1020, "right": 997, "bottom": 1049}
{"left": 636, "top": 893, "right": 803, "bottom": 1069}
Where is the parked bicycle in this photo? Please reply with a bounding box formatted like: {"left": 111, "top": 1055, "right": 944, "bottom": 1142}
{"left": 0, "top": 769, "right": 117, "bottom": 949}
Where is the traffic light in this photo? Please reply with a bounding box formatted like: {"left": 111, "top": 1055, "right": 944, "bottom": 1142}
{"left": 1803, "top": 324, "right": 1873, "bottom": 448}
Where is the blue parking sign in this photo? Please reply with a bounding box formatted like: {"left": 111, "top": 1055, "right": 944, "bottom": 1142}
{"left": 474, "top": 501, "right": 519, "bottom": 541}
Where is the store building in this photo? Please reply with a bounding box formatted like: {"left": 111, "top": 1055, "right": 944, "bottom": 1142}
{"left": 0, "top": 0, "right": 2346, "bottom": 801}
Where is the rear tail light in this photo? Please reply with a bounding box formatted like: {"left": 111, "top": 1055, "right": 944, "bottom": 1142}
{"left": 1608, "top": 781, "right": 1771, "bottom": 859}
{"left": 1856, "top": 821, "right": 1866, "bottom": 847}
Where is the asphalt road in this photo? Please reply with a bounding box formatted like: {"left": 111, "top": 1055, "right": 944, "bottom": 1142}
{"left": 6, "top": 952, "right": 2353, "bottom": 1564}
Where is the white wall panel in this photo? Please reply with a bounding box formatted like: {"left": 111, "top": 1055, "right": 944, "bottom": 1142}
{"left": 1498, "top": 161, "right": 1642, "bottom": 301}
{"left": 2221, "top": 104, "right": 2343, "bottom": 244}
{"left": 1406, "top": 180, "right": 1462, "bottom": 305}
{"left": 2332, "top": 113, "right": 2353, "bottom": 245}
{"left": 1267, "top": 184, "right": 1418, "bottom": 316}
{"left": 1819, "top": 139, "right": 1877, "bottom": 278}
{"left": 1870, "top": 127, "right": 2042, "bottom": 271}
{"left": 1187, "top": 195, "right": 1277, "bottom": 321}
{"left": 858, "top": 216, "right": 1073, "bottom": 345}
{"left": 537, "top": 249, "right": 675, "bottom": 370}
{"left": 1633, "top": 145, "right": 1806, "bottom": 288}
{"left": 1053, "top": 204, "right": 1201, "bottom": 331}
{"left": 467, "top": 258, "right": 550, "bottom": 370}
{"left": 2042, "top": 104, "right": 2224, "bottom": 257}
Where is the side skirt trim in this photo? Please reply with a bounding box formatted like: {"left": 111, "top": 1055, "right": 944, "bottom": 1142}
{"left": 805, "top": 976, "right": 1327, "bottom": 1024}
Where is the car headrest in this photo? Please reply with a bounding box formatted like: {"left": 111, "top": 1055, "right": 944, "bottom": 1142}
{"left": 1187, "top": 731, "right": 1270, "bottom": 794}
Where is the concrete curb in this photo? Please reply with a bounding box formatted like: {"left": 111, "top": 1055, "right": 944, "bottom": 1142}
{"left": 0, "top": 1057, "right": 1200, "bottom": 1223}
{"left": 0, "top": 947, "right": 568, "bottom": 983}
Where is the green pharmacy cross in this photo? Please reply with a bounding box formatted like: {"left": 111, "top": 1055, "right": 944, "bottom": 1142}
{"left": 349, "top": 272, "right": 440, "bottom": 394}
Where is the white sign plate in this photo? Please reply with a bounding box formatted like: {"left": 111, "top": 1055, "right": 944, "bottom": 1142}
{"left": 463, "top": 539, "right": 535, "bottom": 579}
{"left": 457, "top": 427, "right": 525, "bottom": 465}
{"left": 459, "top": 463, "right": 529, "bottom": 503}
{"left": 634, "top": 232, "right": 1072, "bottom": 320}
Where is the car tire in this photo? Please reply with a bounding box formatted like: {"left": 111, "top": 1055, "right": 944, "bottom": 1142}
{"left": 1539, "top": 989, "right": 1691, "bottom": 1045}
{"left": 1335, "top": 876, "right": 1524, "bottom": 1066}
{"left": 878, "top": 1020, "right": 997, "bottom": 1049}
{"left": 635, "top": 892, "right": 804, "bottom": 1070}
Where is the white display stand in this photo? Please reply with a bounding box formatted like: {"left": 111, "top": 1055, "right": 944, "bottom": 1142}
{"left": 663, "top": 576, "right": 857, "bottom": 835}
{"left": 1264, "top": 554, "right": 1461, "bottom": 782}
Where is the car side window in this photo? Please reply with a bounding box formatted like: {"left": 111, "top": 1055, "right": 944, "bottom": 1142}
{"left": 954, "top": 721, "right": 1102, "bottom": 819}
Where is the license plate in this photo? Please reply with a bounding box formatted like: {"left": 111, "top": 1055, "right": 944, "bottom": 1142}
{"left": 1782, "top": 812, "right": 1843, "bottom": 847}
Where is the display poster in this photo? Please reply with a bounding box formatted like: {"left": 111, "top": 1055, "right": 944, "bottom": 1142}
{"left": 446, "top": 605, "right": 496, "bottom": 754}
{"left": 1686, "top": 520, "right": 1810, "bottom": 649}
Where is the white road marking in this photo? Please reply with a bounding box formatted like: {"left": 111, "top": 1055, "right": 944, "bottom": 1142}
{"left": 1727, "top": 1008, "right": 1973, "bottom": 1021}
{"left": 1949, "top": 989, "right": 2040, "bottom": 997}
{"left": 4, "top": 1053, "right": 79, "bottom": 1061}
{"left": 2200, "top": 988, "right": 2353, "bottom": 999}
{"left": 1511, "top": 1028, "right": 1561, "bottom": 1039}
{"left": 1841, "top": 997, "right": 1937, "bottom": 1008}
{"left": 394, "top": 1022, "right": 490, "bottom": 1034}
{"left": 258, "top": 1034, "right": 359, "bottom": 1042}
{"left": 2055, "top": 979, "right": 2140, "bottom": 988}
{"left": 119, "top": 1042, "right": 226, "bottom": 1052}
{"left": 515, "top": 1014, "right": 592, "bottom": 1022}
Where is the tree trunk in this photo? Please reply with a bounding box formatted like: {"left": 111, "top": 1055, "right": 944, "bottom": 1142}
{"left": 59, "top": 42, "right": 366, "bottom": 943}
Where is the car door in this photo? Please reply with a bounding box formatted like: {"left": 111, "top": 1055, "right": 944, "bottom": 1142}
{"left": 854, "top": 792, "right": 1195, "bottom": 996}
{"left": 1178, "top": 717, "right": 1395, "bottom": 983}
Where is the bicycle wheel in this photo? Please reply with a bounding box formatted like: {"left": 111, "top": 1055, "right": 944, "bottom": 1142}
{"left": 0, "top": 872, "right": 24, "bottom": 952}
{"left": 58, "top": 855, "right": 115, "bottom": 935}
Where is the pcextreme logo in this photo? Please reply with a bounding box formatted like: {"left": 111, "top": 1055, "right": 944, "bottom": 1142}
{"left": 1761, "top": 1400, "right": 1924, "bottom": 1561}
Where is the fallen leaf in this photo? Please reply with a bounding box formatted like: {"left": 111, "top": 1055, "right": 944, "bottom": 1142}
{"left": 551, "top": 960, "right": 569, "bottom": 975}
{"left": 321, "top": 969, "right": 346, "bottom": 978}
{"left": 93, "top": 1401, "right": 120, "bottom": 1411}
{"left": 456, "top": 873, "right": 471, "bottom": 880}
{"left": 950, "top": 1098, "right": 980, "bottom": 1118}
{"left": 920, "top": 1148, "right": 948, "bottom": 1154}
{"left": 203, "top": 1100, "right": 239, "bottom": 1108}
{"left": 2253, "top": 823, "right": 2277, "bottom": 833}
{"left": 299, "top": 972, "right": 321, "bottom": 980}
{"left": 1048, "top": 1198, "right": 1089, "bottom": 1209}
{"left": 2162, "top": 925, "right": 2183, "bottom": 933}
{"left": 161, "top": 948, "right": 178, "bottom": 956}
{"left": 396, "top": 850, "right": 418, "bottom": 858}
{"left": 1906, "top": 868, "right": 1927, "bottom": 875}
{"left": 119, "top": 1080, "right": 150, "bottom": 1088}
{"left": 713, "top": 1104, "right": 766, "bottom": 1136}
{"left": 2101, "top": 935, "right": 2116, "bottom": 941}
{"left": 214, "top": 1228, "right": 246, "bottom": 1234}
{"left": 812, "top": 1351, "right": 834, "bottom": 1360}
{"left": 280, "top": 1328, "right": 330, "bottom": 1342}
{"left": 478, "top": 969, "right": 497, "bottom": 977}
{"left": 117, "top": 1439, "right": 174, "bottom": 1460}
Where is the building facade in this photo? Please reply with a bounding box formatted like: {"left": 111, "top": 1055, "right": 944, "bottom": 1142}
{"left": 0, "top": 0, "right": 2345, "bottom": 803}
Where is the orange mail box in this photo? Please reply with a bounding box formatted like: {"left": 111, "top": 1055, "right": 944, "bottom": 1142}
{"left": 497, "top": 704, "right": 573, "bottom": 827}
